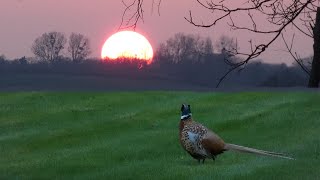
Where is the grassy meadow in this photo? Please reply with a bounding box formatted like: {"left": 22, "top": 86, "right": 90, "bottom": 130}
{"left": 0, "top": 92, "right": 319, "bottom": 179}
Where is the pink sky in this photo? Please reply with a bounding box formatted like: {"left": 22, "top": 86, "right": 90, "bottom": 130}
{"left": 0, "top": 0, "right": 313, "bottom": 64}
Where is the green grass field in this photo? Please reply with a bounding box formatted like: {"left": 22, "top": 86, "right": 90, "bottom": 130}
{"left": 0, "top": 92, "right": 319, "bottom": 179}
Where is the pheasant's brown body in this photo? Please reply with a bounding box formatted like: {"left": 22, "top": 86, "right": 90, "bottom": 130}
{"left": 179, "top": 118, "right": 226, "bottom": 162}
{"left": 179, "top": 104, "right": 294, "bottom": 163}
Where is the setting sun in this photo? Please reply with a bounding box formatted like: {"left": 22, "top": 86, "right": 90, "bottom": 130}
{"left": 101, "top": 31, "right": 153, "bottom": 61}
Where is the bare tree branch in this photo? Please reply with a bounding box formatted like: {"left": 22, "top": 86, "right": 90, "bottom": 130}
{"left": 119, "top": 0, "right": 144, "bottom": 30}
{"left": 119, "top": 0, "right": 162, "bottom": 30}
{"left": 185, "top": 0, "right": 316, "bottom": 87}
{"left": 281, "top": 33, "right": 311, "bottom": 75}
{"left": 152, "top": 0, "right": 162, "bottom": 16}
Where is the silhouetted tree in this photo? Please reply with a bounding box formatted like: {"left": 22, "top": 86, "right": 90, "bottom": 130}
{"left": 215, "top": 35, "right": 237, "bottom": 54}
{"left": 203, "top": 37, "right": 214, "bottom": 56}
{"left": 157, "top": 33, "right": 213, "bottom": 63}
{"left": 18, "top": 56, "right": 28, "bottom": 64}
{"left": 68, "top": 33, "right": 91, "bottom": 62}
{"left": 0, "top": 54, "right": 7, "bottom": 64}
{"left": 31, "top": 31, "right": 67, "bottom": 62}
{"left": 122, "top": 0, "right": 320, "bottom": 88}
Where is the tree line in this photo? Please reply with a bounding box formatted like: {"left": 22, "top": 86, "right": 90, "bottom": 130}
{"left": 1, "top": 31, "right": 238, "bottom": 65}
{"left": 0, "top": 32, "right": 309, "bottom": 88}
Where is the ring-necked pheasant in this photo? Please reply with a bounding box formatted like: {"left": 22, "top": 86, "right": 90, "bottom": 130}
{"left": 179, "top": 104, "right": 294, "bottom": 163}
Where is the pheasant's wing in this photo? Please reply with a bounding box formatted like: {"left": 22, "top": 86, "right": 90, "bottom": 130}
{"left": 201, "top": 129, "right": 226, "bottom": 156}
{"left": 182, "top": 122, "right": 208, "bottom": 157}
{"left": 186, "top": 131, "right": 207, "bottom": 156}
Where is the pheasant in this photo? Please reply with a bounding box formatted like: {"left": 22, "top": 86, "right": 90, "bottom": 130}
{"left": 179, "top": 104, "right": 294, "bottom": 163}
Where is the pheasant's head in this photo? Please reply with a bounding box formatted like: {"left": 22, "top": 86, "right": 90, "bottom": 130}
{"left": 180, "top": 104, "right": 192, "bottom": 120}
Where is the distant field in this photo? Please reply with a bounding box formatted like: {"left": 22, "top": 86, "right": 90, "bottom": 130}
{"left": 0, "top": 92, "right": 319, "bottom": 179}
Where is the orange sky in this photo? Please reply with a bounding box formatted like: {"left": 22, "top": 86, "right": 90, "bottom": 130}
{"left": 0, "top": 0, "right": 314, "bottom": 64}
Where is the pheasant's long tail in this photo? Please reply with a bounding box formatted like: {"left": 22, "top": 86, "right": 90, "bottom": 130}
{"left": 224, "top": 143, "right": 294, "bottom": 160}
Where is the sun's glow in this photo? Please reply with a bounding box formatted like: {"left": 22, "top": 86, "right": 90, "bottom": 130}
{"left": 101, "top": 31, "right": 153, "bottom": 61}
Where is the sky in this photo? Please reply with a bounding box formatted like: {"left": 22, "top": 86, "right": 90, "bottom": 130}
{"left": 0, "top": 0, "right": 314, "bottom": 64}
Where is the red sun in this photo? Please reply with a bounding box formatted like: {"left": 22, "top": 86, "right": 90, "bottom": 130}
{"left": 101, "top": 31, "right": 154, "bottom": 61}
